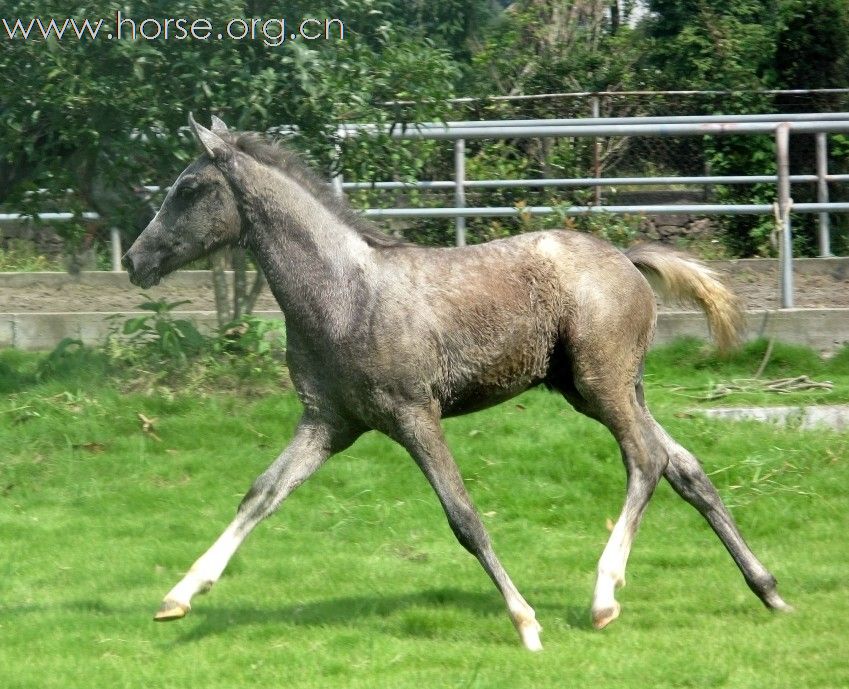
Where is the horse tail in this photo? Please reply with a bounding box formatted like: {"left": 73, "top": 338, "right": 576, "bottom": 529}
{"left": 625, "top": 244, "right": 744, "bottom": 353}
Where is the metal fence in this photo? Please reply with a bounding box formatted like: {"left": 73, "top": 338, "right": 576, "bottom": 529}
{"left": 3, "top": 108, "right": 849, "bottom": 309}
{"left": 331, "top": 112, "right": 849, "bottom": 308}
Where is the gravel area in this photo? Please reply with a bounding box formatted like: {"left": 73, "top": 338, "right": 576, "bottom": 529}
{"left": 2, "top": 275, "right": 281, "bottom": 313}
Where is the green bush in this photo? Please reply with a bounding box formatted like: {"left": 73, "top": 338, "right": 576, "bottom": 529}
{"left": 106, "top": 296, "right": 206, "bottom": 365}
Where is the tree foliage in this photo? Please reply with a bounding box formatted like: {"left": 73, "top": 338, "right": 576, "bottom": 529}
{"left": 775, "top": 0, "right": 849, "bottom": 92}
{"left": 0, "top": 1, "right": 461, "bottom": 224}
{"left": 470, "top": 1, "right": 642, "bottom": 100}
{"left": 642, "top": 0, "right": 780, "bottom": 92}
{"left": 1, "top": 0, "right": 848, "bottom": 262}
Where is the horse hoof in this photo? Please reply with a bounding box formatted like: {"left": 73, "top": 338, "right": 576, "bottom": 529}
{"left": 154, "top": 599, "right": 190, "bottom": 621}
{"left": 518, "top": 619, "right": 543, "bottom": 652}
{"left": 771, "top": 600, "right": 795, "bottom": 614}
{"left": 762, "top": 589, "right": 794, "bottom": 613}
{"left": 591, "top": 602, "right": 621, "bottom": 630}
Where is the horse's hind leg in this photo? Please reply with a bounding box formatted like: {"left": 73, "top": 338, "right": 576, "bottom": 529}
{"left": 154, "top": 416, "right": 355, "bottom": 620}
{"left": 650, "top": 419, "right": 792, "bottom": 612}
{"left": 566, "top": 382, "right": 668, "bottom": 629}
{"left": 392, "top": 411, "right": 542, "bottom": 651}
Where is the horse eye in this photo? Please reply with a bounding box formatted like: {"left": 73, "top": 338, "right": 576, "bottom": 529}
{"left": 179, "top": 178, "right": 204, "bottom": 198}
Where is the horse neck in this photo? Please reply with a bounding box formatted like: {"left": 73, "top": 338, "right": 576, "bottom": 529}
{"left": 232, "top": 164, "right": 375, "bottom": 339}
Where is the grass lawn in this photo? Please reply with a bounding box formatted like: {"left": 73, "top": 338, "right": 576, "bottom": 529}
{"left": 1, "top": 340, "right": 848, "bottom": 688}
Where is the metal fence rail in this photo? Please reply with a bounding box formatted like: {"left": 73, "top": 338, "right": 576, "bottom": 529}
{"left": 339, "top": 111, "right": 849, "bottom": 134}
{"left": 338, "top": 119, "right": 849, "bottom": 140}
{"left": 341, "top": 174, "right": 849, "bottom": 191}
{"left": 362, "top": 203, "right": 849, "bottom": 218}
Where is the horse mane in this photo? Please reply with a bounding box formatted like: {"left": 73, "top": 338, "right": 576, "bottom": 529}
{"left": 221, "top": 131, "right": 409, "bottom": 248}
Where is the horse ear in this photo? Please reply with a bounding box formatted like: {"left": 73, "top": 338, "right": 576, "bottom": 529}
{"left": 188, "top": 112, "right": 231, "bottom": 163}
{"left": 210, "top": 115, "right": 229, "bottom": 134}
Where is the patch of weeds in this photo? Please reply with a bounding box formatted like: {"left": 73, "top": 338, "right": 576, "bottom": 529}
{"left": 103, "top": 298, "right": 289, "bottom": 395}
{"left": 0, "top": 339, "right": 111, "bottom": 394}
{"left": 201, "top": 315, "right": 289, "bottom": 393}
{"left": 708, "top": 454, "right": 819, "bottom": 509}
{"left": 217, "top": 315, "right": 286, "bottom": 355}
{"left": 0, "top": 300, "right": 291, "bottom": 399}
{"left": 105, "top": 295, "right": 206, "bottom": 366}
{"left": 826, "top": 344, "right": 849, "bottom": 374}
{"left": 649, "top": 337, "right": 826, "bottom": 376}
{"left": 36, "top": 337, "right": 110, "bottom": 381}
{"left": 0, "top": 239, "right": 61, "bottom": 271}
{"left": 0, "top": 349, "right": 37, "bottom": 393}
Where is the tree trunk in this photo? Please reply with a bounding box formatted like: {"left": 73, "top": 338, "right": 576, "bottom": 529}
{"left": 242, "top": 262, "right": 266, "bottom": 315}
{"left": 210, "top": 247, "right": 266, "bottom": 328}
{"left": 210, "top": 249, "right": 232, "bottom": 328}
{"left": 232, "top": 247, "right": 247, "bottom": 321}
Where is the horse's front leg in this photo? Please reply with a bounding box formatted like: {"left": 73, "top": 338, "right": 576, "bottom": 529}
{"left": 154, "top": 416, "right": 357, "bottom": 620}
{"left": 393, "top": 411, "right": 543, "bottom": 651}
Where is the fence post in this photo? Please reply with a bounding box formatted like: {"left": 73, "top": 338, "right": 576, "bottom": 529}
{"left": 591, "top": 94, "right": 602, "bottom": 206}
{"left": 816, "top": 132, "right": 832, "bottom": 257}
{"left": 454, "top": 138, "right": 467, "bottom": 247}
{"left": 331, "top": 139, "right": 345, "bottom": 198}
{"left": 775, "top": 123, "right": 794, "bottom": 309}
{"left": 110, "top": 227, "right": 122, "bottom": 272}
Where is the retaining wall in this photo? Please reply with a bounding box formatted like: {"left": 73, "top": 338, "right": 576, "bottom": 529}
{"left": 1, "top": 308, "right": 847, "bottom": 352}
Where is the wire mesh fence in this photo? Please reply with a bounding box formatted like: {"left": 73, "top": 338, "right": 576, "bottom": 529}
{"left": 338, "top": 90, "right": 849, "bottom": 254}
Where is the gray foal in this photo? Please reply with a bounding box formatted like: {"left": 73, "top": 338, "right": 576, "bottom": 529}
{"left": 122, "top": 115, "right": 792, "bottom": 651}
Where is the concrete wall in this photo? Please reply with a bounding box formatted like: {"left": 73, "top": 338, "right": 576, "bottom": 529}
{"left": 655, "top": 309, "right": 849, "bottom": 352}
{"left": 1, "top": 308, "right": 847, "bottom": 352}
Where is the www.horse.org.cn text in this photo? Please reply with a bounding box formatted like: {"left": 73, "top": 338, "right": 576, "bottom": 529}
{"left": 1, "top": 13, "right": 345, "bottom": 46}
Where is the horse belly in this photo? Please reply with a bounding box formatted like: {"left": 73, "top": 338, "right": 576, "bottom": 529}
{"left": 439, "top": 328, "right": 554, "bottom": 416}
{"left": 441, "top": 376, "right": 542, "bottom": 416}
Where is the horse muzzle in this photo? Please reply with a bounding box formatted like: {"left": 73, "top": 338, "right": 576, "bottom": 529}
{"left": 122, "top": 249, "right": 161, "bottom": 289}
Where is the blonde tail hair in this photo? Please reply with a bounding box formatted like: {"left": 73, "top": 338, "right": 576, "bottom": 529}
{"left": 625, "top": 244, "right": 744, "bottom": 353}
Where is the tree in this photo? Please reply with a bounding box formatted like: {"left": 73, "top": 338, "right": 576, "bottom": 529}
{"left": 470, "top": 0, "right": 642, "bottom": 104}
{"left": 638, "top": 1, "right": 783, "bottom": 256}
{"left": 641, "top": 0, "right": 780, "bottom": 92}
{"left": 774, "top": 0, "right": 849, "bottom": 94}
{"left": 772, "top": 0, "right": 849, "bottom": 255}
{"left": 1, "top": 0, "right": 461, "bottom": 318}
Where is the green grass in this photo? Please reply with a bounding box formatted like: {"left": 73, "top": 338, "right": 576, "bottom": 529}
{"left": 0, "top": 240, "right": 62, "bottom": 272}
{"left": 1, "top": 341, "right": 848, "bottom": 688}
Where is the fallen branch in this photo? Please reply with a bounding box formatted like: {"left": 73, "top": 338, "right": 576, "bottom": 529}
{"left": 662, "top": 375, "right": 833, "bottom": 401}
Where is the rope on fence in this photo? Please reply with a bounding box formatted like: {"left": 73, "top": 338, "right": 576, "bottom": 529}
{"left": 770, "top": 197, "right": 793, "bottom": 253}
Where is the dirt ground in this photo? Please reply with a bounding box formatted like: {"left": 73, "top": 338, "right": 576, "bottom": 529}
{"left": 2, "top": 259, "right": 848, "bottom": 313}
{"left": 2, "top": 275, "right": 282, "bottom": 314}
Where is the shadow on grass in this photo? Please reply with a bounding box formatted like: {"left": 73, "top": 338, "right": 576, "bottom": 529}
{"left": 153, "top": 587, "right": 593, "bottom": 645}
{"left": 0, "top": 341, "right": 110, "bottom": 394}
{"left": 0, "top": 591, "right": 592, "bottom": 653}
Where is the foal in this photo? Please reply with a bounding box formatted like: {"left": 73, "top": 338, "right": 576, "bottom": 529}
{"left": 122, "top": 115, "right": 792, "bottom": 651}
